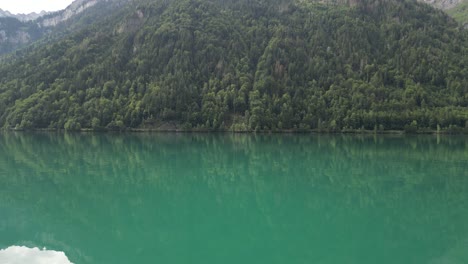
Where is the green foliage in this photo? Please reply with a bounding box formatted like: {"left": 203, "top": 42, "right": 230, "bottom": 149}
{"left": 404, "top": 120, "right": 419, "bottom": 134}
{"left": 64, "top": 118, "right": 81, "bottom": 131}
{"left": 0, "top": 0, "right": 467, "bottom": 131}
{"left": 447, "top": 1, "right": 468, "bottom": 26}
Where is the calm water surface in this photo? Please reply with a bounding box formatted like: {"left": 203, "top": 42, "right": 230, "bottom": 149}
{"left": 0, "top": 133, "right": 467, "bottom": 264}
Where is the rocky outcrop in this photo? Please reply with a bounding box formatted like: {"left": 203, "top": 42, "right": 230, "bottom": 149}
{"left": 419, "top": 0, "right": 464, "bottom": 10}
{"left": 0, "top": 16, "right": 40, "bottom": 54}
{"left": 39, "top": 0, "right": 101, "bottom": 27}
{"left": 116, "top": 9, "right": 145, "bottom": 34}
{"left": 4, "top": 31, "right": 31, "bottom": 45}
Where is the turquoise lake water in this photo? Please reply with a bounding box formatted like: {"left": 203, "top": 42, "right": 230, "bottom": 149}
{"left": 0, "top": 133, "right": 467, "bottom": 263}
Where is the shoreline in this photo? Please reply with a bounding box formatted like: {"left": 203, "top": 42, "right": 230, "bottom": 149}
{"left": 2, "top": 127, "right": 467, "bottom": 135}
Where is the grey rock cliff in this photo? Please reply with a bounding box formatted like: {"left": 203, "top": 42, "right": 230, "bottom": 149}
{"left": 419, "top": 0, "right": 464, "bottom": 9}
{"left": 39, "top": 0, "right": 101, "bottom": 27}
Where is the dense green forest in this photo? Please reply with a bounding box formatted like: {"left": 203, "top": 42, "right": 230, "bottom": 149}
{"left": 0, "top": 0, "right": 467, "bottom": 132}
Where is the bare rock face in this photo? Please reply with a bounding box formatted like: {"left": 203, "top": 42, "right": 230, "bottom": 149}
{"left": 419, "top": 0, "right": 463, "bottom": 10}
{"left": 0, "top": 9, "right": 12, "bottom": 18}
{"left": 0, "top": 30, "right": 6, "bottom": 42}
{"left": 116, "top": 9, "right": 145, "bottom": 34}
{"left": 0, "top": 28, "right": 32, "bottom": 54}
{"left": 12, "top": 31, "right": 31, "bottom": 44}
{"left": 14, "top": 11, "right": 50, "bottom": 21}
{"left": 39, "top": 0, "right": 101, "bottom": 27}
{"left": 0, "top": 29, "right": 31, "bottom": 43}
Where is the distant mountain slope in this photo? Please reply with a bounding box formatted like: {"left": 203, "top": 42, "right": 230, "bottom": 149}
{"left": 0, "top": 17, "right": 43, "bottom": 54}
{"left": 0, "top": 9, "right": 49, "bottom": 21}
{"left": 0, "top": 0, "right": 467, "bottom": 132}
{"left": 0, "top": 0, "right": 129, "bottom": 55}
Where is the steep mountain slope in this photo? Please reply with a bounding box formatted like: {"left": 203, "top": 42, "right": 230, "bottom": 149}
{"left": 0, "top": 0, "right": 467, "bottom": 132}
{"left": 0, "top": 17, "right": 43, "bottom": 54}
{"left": 0, "top": 0, "right": 128, "bottom": 55}
{"left": 420, "top": 0, "right": 463, "bottom": 10}
{"left": 446, "top": 0, "right": 468, "bottom": 26}
{"left": 419, "top": 0, "right": 468, "bottom": 26}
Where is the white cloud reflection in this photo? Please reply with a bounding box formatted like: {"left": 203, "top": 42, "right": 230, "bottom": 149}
{"left": 0, "top": 246, "right": 73, "bottom": 264}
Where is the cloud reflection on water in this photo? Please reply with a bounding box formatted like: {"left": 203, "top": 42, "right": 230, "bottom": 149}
{"left": 0, "top": 246, "right": 73, "bottom": 264}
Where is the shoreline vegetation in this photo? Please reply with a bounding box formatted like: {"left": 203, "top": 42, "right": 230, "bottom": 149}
{"left": 3, "top": 124, "right": 468, "bottom": 135}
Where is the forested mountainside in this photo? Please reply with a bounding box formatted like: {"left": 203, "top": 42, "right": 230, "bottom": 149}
{"left": 0, "top": 0, "right": 129, "bottom": 55}
{"left": 0, "top": 17, "right": 44, "bottom": 54}
{"left": 0, "top": 0, "right": 467, "bottom": 132}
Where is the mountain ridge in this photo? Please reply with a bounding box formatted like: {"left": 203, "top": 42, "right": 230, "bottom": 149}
{"left": 0, "top": 8, "right": 50, "bottom": 21}
{"left": 1, "top": 0, "right": 468, "bottom": 56}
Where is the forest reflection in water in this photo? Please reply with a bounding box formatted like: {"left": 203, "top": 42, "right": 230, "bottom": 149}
{"left": 0, "top": 132, "right": 467, "bottom": 264}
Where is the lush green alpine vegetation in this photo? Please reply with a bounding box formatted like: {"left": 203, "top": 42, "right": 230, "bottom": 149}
{"left": 0, "top": 0, "right": 467, "bottom": 132}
